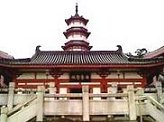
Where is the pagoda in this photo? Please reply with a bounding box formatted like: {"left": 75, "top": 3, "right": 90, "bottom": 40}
{"left": 62, "top": 3, "right": 92, "bottom": 51}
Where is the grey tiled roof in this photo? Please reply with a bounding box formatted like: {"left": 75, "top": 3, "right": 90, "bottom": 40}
{"left": 30, "top": 51, "right": 129, "bottom": 64}
{"left": 0, "top": 51, "right": 163, "bottom": 66}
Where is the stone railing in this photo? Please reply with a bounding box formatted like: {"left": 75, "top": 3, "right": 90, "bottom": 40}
{"left": 0, "top": 82, "right": 164, "bottom": 122}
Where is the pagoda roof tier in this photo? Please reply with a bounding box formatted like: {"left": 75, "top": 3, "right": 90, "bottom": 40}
{"left": 65, "top": 3, "right": 89, "bottom": 26}
{"left": 61, "top": 40, "right": 92, "bottom": 51}
{"left": 65, "top": 15, "right": 89, "bottom": 25}
{"left": 64, "top": 40, "right": 89, "bottom": 45}
{"left": 63, "top": 27, "right": 90, "bottom": 38}
{"left": 0, "top": 49, "right": 163, "bottom": 69}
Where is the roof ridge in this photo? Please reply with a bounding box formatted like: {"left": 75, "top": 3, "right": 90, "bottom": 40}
{"left": 128, "top": 56, "right": 164, "bottom": 62}
{"left": 37, "top": 50, "right": 121, "bottom": 53}
{"left": 144, "top": 46, "right": 164, "bottom": 58}
{"left": 31, "top": 50, "right": 124, "bottom": 56}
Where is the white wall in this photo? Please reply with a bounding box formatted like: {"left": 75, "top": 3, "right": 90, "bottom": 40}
{"left": 58, "top": 73, "right": 69, "bottom": 79}
{"left": 68, "top": 21, "right": 86, "bottom": 28}
{"left": 107, "top": 72, "right": 123, "bottom": 79}
{"left": 17, "top": 73, "right": 35, "bottom": 79}
{"left": 91, "top": 73, "right": 101, "bottom": 79}
{"left": 36, "top": 73, "right": 46, "bottom": 79}
{"left": 67, "top": 34, "right": 87, "bottom": 41}
{"left": 124, "top": 72, "right": 142, "bottom": 79}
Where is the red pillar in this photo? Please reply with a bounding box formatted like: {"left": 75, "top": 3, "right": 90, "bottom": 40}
{"left": 54, "top": 76, "right": 60, "bottom": 93}
{"left": 100, "top": 76, "right": 108, "bottom": 93}
{"left": 142, "top": 75, "right": 147, "bottom": 88}
{"left": 51, "top": 74, "right": 61, "bottom": 93}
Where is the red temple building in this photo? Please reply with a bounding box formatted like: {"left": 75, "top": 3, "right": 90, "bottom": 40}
{"left": 0, "top": 4, "right": 164, "bottom": 94}
{"left": 0, "top": 4, "right": 164, "bottom": 122}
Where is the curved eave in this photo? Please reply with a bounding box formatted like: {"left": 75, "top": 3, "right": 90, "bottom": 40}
{"left": 144, "top": 46, "right": 164, "bottom": 59}
{"left": 64, "top": 40, "right": 89, "bottom": 45}
{"left": 62, "top": 40, "right": 90, "bottom": 50}
{"left": 61, "top": 45, "right": 91, "bottom": 51}
{"left": 61, "top": 46, "right": 92, "bottom": 51}
{"left": 65, "top": 16, "right": 89, "bottom": 25}
{"left": 2, "top": 62, "right": 164, "bottom": 69}
{"left": 63, "top": 29, "right": 90, "bottom": 39}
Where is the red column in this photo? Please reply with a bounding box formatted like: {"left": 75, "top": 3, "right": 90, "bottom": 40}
{"left": 100, "top": 76, "right": 108, "bottom": 93}
{"left": 142, "top": 75, "right": 147, "bottom": 88}
{"left": 50, "top": 70, "right": 62, "bottom": 93}
{"left": 51, "top": 74, "right": 61, "bottom": 93}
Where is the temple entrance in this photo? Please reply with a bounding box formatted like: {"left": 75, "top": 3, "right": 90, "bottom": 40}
{"left": 70, "top": 88, "right": 82, "bottom": 93}
{"left": 69, "top": 72, "right": 91, "bottom": 93}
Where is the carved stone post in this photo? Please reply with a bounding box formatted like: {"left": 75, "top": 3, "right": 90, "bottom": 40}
{"left": 7, "top": 82, "right": 15, "bottom": 111}
{"left": 48, "top": 82, "right": 56, "bottom": 100}
{"left": 136, "top": 88, "right": 144, "bottom": 122}
{"left": 108, "top": 82, "right": 118, "bottom": 100}
{"left": 0, "top": 106, "right": 8, "bottom": 122}
{"left": 127, "top": 85, "right": 137, "bottom": 120}
{"left": 82, "top": 86, "right": 90, "bottom": 121}
{"left": 155, "top": 80, "right": 162, "bottom": 102}
{"left": 111, "top": 82, "right": 118, "bottom": 93}
{"left": 36, "top": 86, "right": 44, "bottom": 122}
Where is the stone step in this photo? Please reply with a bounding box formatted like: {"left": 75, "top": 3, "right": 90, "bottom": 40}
{"left": 41, "top": 118, "right": 138, "bottom": 122}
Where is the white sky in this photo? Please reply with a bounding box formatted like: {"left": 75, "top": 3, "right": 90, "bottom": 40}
{"left": 0, "top": 0, "right": 164, "bottom": 58}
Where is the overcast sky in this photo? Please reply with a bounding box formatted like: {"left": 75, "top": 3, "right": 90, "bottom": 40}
{"left": 0, "top": 0, "right": 164, "bottom": 58}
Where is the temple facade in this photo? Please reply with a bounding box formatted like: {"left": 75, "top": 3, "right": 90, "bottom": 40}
{"left": 0, "top": 4, "right": 164, "bottom": 122}
{"left": 0, "top": 4, "right": 164, "bottom": 94}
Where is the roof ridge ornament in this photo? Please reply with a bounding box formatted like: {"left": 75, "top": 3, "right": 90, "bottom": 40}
{"left": 117, "top": 45, "right": 123, "bottom": 53}
{"left": 35, "top": 45, "right": 41, "bottom": 53}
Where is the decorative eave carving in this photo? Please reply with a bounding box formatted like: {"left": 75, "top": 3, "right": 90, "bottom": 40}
{"left": 97, "top": 69, "right": 110, "bottom": 77}
{"left": 49, "top": 69, "right": 63, "bottom": 78}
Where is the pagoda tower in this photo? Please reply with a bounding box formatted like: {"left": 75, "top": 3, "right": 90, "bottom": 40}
{"left": 62, "top": 3, "right": 92, "bottom": 51}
